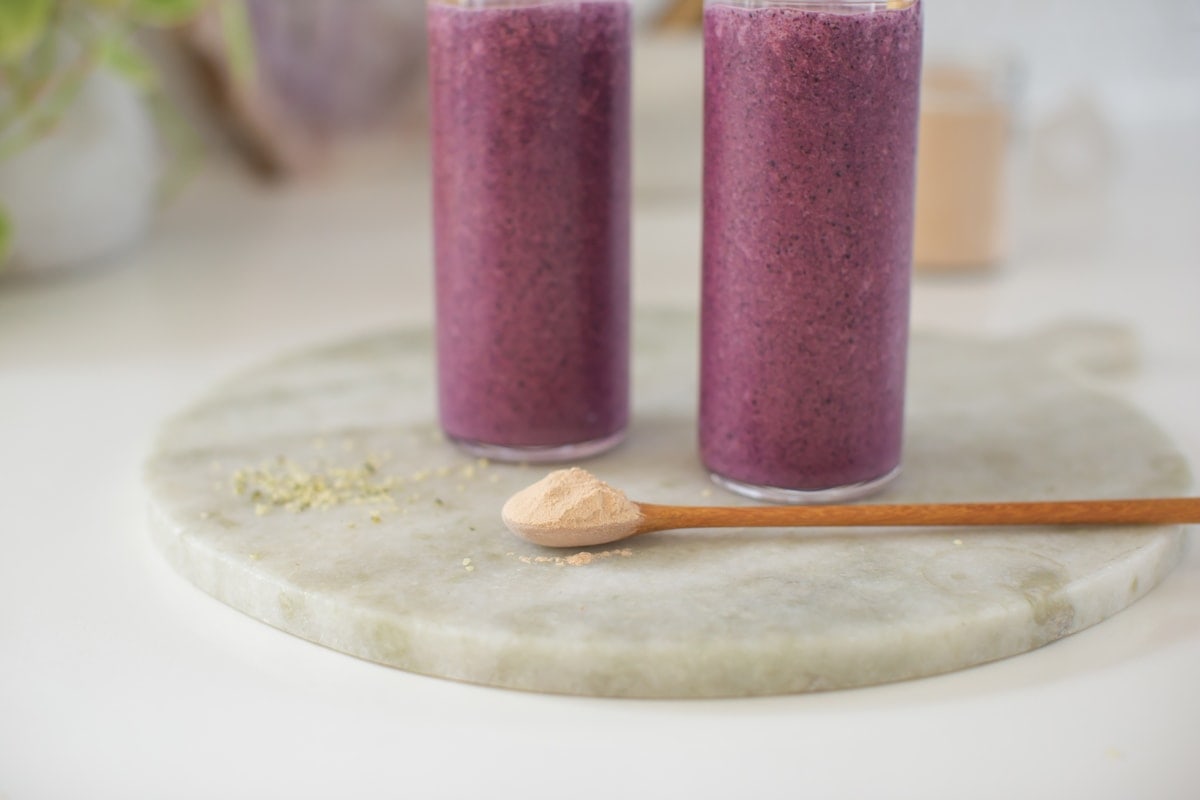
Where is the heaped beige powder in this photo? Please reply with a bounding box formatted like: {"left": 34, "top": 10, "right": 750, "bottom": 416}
{"left": 501, "top": 468, "right": 643, "bottom": 548}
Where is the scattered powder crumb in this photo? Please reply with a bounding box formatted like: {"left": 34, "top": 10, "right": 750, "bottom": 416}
{"left": 953, "top": 539, "right": 964, "bottom": 546}
{"left": 248, "top": 552, "right": 262, "bottom": 561}
{"left": 700, "top": 488, "right": 713, "bottom": 498}
{"left": 477, "top": 458, "right": 490, "bottom": 469}
{"left": 370, "top": 511, "right": 383, "bottom": 524}
{"left": 465, "top": 565, "right": 475, "bottom": 572}
{"left": 514, "top": 548, "right": 633, "bottom": 567}
{"left": 462, "top": 558, "right": 472, "bottom": 566}
{"left": 199, "top": 511, "right": 213, "bottom": 520}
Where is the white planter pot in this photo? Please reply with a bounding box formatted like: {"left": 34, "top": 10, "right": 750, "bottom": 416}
{"left": 0, "top": 67, "right": 160, "bottom": 276}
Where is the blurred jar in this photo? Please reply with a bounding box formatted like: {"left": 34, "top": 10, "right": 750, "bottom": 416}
{"left": 181, "top": 0, "right": 426, "bottom": 175}
{"left": 244, "top": 0, "right": 425, "bottom": 133}
{"left": 914, "top": 61, "right": 1016, "bottom": 272}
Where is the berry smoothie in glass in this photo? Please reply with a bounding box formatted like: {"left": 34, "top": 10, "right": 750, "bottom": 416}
{"left": 700, "top": 0, "right": 923, "bottom": 502}
{"left": 427, "top": 0, "right": 632, "bottom": 462}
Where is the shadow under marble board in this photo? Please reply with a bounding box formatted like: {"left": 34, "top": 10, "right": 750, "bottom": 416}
{"left": 145, "top": 311, "right": 1192, "bottom": 698}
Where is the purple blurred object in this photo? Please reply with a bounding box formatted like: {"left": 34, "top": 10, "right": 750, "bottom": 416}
{"left": 246, "top": 0, "right": 425, "bottom": 133}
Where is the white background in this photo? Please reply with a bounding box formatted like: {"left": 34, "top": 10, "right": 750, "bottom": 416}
{"left": 2, "top": 1, "right": 1199, "bottom": 798}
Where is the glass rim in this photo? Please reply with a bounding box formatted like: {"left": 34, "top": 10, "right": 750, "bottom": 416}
{"left": 429, "top": 0, "right": 630, "bottom": 6}
{"left": 704, "top": 1, "right": 917, "bottom": 9}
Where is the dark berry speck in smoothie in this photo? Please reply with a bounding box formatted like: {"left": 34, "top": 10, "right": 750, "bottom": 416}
{"left": 428, "top": 0, "right": 631, "bottom": 461}
{"left": 700, "top": 0, "right": 923, "bottom": 500}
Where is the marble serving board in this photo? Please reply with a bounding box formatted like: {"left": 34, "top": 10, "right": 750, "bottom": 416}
{"left": 146, "top": 312, "right": 1192, "bottom": 698}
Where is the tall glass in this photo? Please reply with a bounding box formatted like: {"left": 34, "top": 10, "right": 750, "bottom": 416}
{"left": 700, "top": 0, "right": 923, "bottom": 502}
{"left": 427, "top": 0, "right": 632, "bottom": 462}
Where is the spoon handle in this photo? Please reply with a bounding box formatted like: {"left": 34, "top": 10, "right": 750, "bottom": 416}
{"left": 636, "top": 498, "right": 1200, "bottom": 533}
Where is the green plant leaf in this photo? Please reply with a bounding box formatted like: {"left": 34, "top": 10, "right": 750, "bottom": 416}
{"left": 146, "top": 87, "right": 203, "bottom": 204}
{"left": 125, "top": 0, "right": 206, "bottom": 27}
{"left": 0, "top": 0, "right": 54, "bottom": 63}
{"left": 99, "top": 35, "right": 157, "bottom": 91}
{"left": 0, "top": 205, "right": 13, "bottom": 270}
{"left": 0, "top": 42, "right": 96, "bottom": 161}
{"left": 218, "top": 0, "right": 257, "bottom": 83}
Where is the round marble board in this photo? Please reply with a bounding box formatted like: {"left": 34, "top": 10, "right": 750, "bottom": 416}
{"left": 146, "top": 312, "right": 1192, "bottom": 698}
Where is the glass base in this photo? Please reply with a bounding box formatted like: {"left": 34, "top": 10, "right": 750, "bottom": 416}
{"left": 446, "top": 429, "right": 626, "bottom": 465}
{"left": 709, "top": 465, "right": 901, "bottom": 505}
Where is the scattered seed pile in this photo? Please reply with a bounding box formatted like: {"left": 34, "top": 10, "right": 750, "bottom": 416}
{"left": 232, "top": 456, "right": 403, "bottom": 515}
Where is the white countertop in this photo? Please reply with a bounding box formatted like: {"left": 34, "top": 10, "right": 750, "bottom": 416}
{"left": 2, "top": 106, "right": 1199, "bottom": 798}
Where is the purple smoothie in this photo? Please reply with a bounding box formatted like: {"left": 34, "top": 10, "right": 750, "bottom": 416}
{"left": 700, "top": 1, "right": 922, "bottom": 496}
{"left": 427, "top": 1, "right": 631, "bottom": 455}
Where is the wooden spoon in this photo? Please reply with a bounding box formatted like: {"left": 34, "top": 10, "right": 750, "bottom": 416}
{"left": 500, "top": 469, "right": 1200, "bottom": 548}
{"left": 636, "top": 497, "right": 1200, "bottom": 533}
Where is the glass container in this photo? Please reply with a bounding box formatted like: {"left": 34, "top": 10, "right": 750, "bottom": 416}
{"left": 427, "top": 0, "right": 633, "bottom": 461}
{"left": 700, "top": 0, "right": 923, "bottom": 501}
